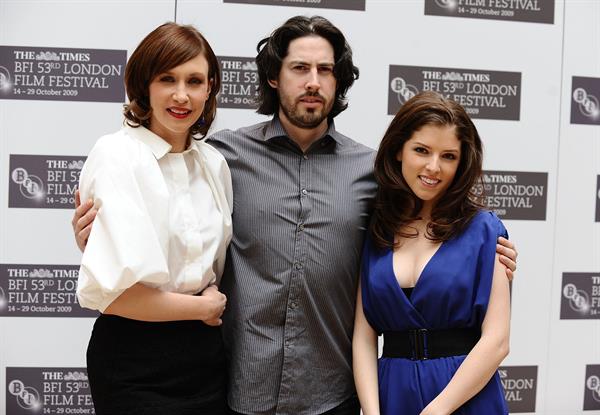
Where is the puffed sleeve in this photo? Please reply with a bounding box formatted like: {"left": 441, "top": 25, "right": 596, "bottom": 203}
{"left": 201, "top": 142, "right": 233, "bottom": 283}
{"left": 215, "top": 148, "right": 233, "bottom": 215}
{"left": 77, "top": 134, "right": 169, "bottom": 312}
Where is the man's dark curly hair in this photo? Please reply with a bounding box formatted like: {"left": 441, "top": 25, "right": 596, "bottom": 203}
{"left": 255, "top": 15, "right": 359, "bottom": 120}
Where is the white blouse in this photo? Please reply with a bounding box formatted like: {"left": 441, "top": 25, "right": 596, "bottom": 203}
{"left": 77, "top": 125, "right": 233, "bottom": 312}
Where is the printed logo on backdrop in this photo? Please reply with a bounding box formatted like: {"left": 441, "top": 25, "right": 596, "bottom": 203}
{"left": 388, "top": 65, "right": 521, "bottom": 120}
{"left": 8, "top": 154, "right": 85, "bottom": 209}
{"left": 499, "top": 366, "right": 537, "bottom": 413}
{"left": 571, "top": 76, "right": 600, "bottom": 125}
{"left": 223, "top": 0, "right": 365, "bottom": 11}
{"left": 560, "top": 273, "right": 600, "bottom": 319}
{"left": 596, "top": 175, "right": 600, "bottom": 222}
{"left": 585, "top": 365, "right": 600, "bottom": 410}
{"left": 424, "top": 0, "right": 554, "bottom": 24}
{"left": 473, "top": 171, "right": 547, "bottom": 220}
{"left": 218, "top": 56, "right": 259, "bottom": 109}
{"left": 6, "top": 368, "right": 94, "bottom": 414}
{"left": 0, "top": 264, "right": 96, "bottom": 317}
{"left": 0, "top": 45, "right": 126, "bottom": 102}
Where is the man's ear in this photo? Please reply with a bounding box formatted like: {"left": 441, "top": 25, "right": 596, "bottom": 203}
{"left": 268, "top": 79, "right": 278, "bottom": 89}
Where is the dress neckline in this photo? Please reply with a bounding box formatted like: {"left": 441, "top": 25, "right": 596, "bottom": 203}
{"left": 390, "top": 240, "right": 445, "bottom": 299}
{"left": 401, "top": 286, "right": 415, "bottom": 299}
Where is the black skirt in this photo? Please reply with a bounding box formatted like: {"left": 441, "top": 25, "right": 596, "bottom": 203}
{"left": 87, "top": 314, "right": 227, "bottom": 415}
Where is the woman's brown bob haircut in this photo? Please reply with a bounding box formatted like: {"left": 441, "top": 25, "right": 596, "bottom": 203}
{"left": 123, "top": 22, "right": 221, "bottom": 138}
{"left": 370, "top": 91, "right": 484, "bottom": 249}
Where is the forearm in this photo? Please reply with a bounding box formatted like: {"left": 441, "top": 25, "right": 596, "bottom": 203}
{"left": 353, "top": 283, "right": 381, "bottom": 415}
{"left": 353, "top": 331, "right": 380, "bottom": 415}
{"left": 423, "top": 336, "right": 509, "bottom": 414}
{"left": 103, "top": 283, "right": 211, "bottom": 322}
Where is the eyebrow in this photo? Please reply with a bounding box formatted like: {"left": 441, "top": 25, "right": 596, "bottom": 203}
{"left": 159, "top": 71, "right": 207, "bottom": 78}
{"left": 288, "top": 60, "right": 334, "bottom": 67}
{"left": 413, "top": 141, "right": 460, "bottom": 153}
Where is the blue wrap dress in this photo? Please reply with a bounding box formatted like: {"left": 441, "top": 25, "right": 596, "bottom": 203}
{"left": 361, "top": 210, "right": 509, "bottom": 415}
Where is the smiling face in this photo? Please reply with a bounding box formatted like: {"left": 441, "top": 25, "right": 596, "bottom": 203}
{"left": 148, "top": 54, "right": 211, "bottom": 149}
{"left": 397, "top": 124, "right": 461, "bottom": 215}
{"left": 268, "top": 35, "right": 336, "bottom": 131}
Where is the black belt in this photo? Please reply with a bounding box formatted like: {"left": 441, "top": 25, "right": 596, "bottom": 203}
{"left": 382, "top": 327, "right": 481, "bottom": 360}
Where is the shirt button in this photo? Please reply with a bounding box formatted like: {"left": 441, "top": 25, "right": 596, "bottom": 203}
{"left": 290, "top": 302, "right": 297, "bottom": 309}
{"left": 301, "top": 189, "right": 308, "bottom": 196}
{"left": 294, "top": 262, "right": 303, "bottom": 270}
{"left": 298, "top": 223, "right": 305, "bottom": 231}
{"left": 303, "top": 154, "right": 309, "bottom": 160}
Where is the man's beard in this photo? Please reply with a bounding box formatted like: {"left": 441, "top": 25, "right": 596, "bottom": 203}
{"left": 280, "top": 92, "right": 331, "bottom": 129}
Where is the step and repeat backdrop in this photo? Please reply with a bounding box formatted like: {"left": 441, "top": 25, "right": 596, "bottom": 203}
{"left": 1, "top": 0, "right": 599, "bottom": 414}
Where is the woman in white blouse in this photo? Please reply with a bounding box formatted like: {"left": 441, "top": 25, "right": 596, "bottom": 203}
{"left": 76, "top": 23, "right": 232, "bottom": 414}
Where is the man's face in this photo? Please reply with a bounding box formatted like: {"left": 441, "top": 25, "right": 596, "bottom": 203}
{"left": 269, "top": 35, "right": 337, "bottom": 130}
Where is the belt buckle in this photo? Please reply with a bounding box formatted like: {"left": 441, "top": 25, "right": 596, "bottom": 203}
{"left": 410, "top": 328, "right": 429, "bottom": 360}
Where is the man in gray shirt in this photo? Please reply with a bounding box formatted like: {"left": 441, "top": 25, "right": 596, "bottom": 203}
{"left": 210, "top": 16, "right": 375, "bottom": 415}
{"left": 73, "top": 15, "right": 517, "bottom": 415}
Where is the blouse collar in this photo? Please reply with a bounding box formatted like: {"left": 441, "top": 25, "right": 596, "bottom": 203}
{"left": 125, "top": 125, "right": 200, "bottom": 160}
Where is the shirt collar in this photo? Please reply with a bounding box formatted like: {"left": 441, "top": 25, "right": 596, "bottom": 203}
{"left": 125, "top": 125, "right": 199, "bottom": 159}
{"left": 264, "top": 116, "right": 343, "bottom": 145}
{"left": 183, "top": 140, "right": 202, "bottom": 163}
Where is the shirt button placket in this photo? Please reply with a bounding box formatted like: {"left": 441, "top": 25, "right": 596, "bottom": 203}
{"left": 279, "top": 152, "right": 309, "bottom": 409}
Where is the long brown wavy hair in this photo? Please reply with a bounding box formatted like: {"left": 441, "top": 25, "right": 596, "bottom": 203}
{"left": 123, "top": 22, "right": 221, "bottom": 138}
{"left": 371, "top": 91, "right": 484, "bottom": 249}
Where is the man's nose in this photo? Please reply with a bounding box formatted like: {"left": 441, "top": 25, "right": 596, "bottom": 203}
{"left": 305, "top": 68, "right": 320, "bottom": 91}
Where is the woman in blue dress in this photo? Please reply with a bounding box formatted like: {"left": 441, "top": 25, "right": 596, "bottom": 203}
{"left": 353, "top": 91, "right": 510, "bottom": 415}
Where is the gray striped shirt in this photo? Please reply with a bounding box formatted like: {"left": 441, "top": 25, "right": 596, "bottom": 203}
{"left": 208, "top": 118, "right": 376, "bottom": 415}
